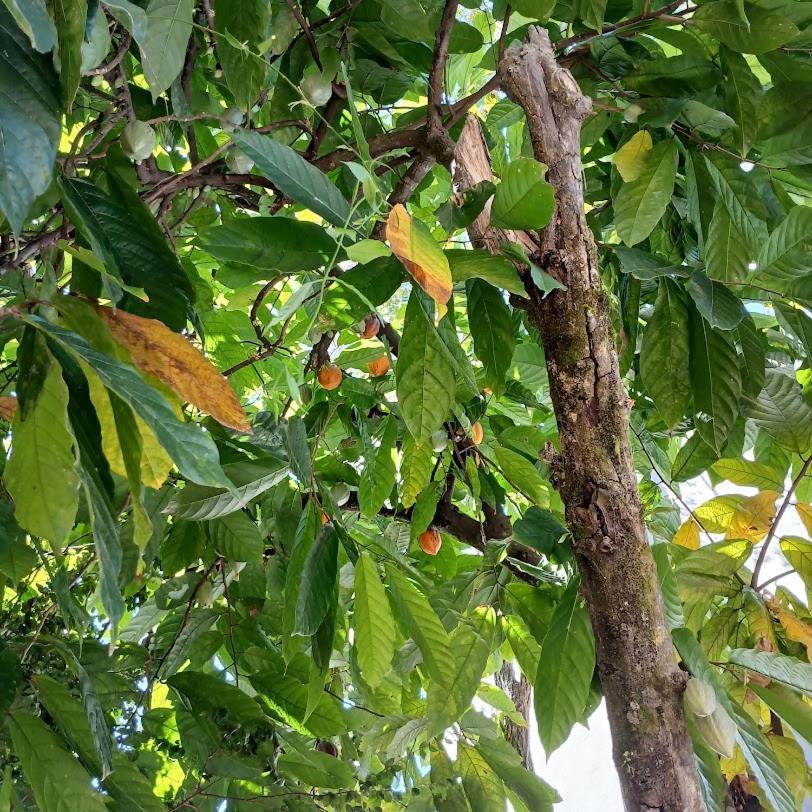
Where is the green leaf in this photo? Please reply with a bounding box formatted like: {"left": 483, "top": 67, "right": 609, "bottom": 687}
{"left": 400, "top": 435, "right": 434, "bottom": 508}
{"left": 0, "top": 644, "right": 22, "bottom": 720}
{"left": 353, "top": 552, "right": 395, "bottom": 688}
{"left": 51, "top": 0, "right": 85, "bottom": 109}
{"left": 103, "top": 0, "right": 148, "bottom": 41}
{"left": 59, "top": 177, "right": 193, "bottom": 331}
{"left": 1, "top": 0, "right": 55, "bottom": 51}
{"left": 509, "top": 0, "right": 555, "bottom": 19}
{"left": 295, "top": 525, "right": 338, "bottom": 636}
{"left": 503, "top": 614, "right": 541, "bottom": 680}
{"left": 693, "top": 1, "right": 799, "bottom": 54}
{"left": 446, "top": 249, "right": 527, "bottom": 297}
{"left": 640, "top": 278, "right": 692, "bottom": 428}
{"left": 625, "top": 55, "right": 722, "bottom": 97}
{"left": 613, "top": 246, "right": 689, "bottom": 279}
{"left": 396, "top": 291, "right": 456, "bottom": 440}
{"left": 458, "top": 743, "right": 506, "bottom": 811}
{"left": 168, "top": 672, "right": 268, "bottom": 726}
{"left": 512, "top": 506, "right": 569, "bottom": 556}
{"left": 704, "top": 201, "right": 750, "bottom": 283}
{"left": 477, "top": 735, "right": 559, "bottom": 809}
{"left": 233, "top": 131, "right": 352, "bottom": 226}
{"left": 209, "top": 511, "right": 262, "bottom": 561}
{"left": 685, "top": 271, "right": 745, "bottom": 330}
{"left": 213, "top": 0, "right": 270, "bottom": 110}
{"left": 774, "top": 302, "right": 812, "bottom": 359}
{"left": 673, "top": 628, "right": 795, "bottom": 812}
{"left": 756, "top": 206, "right": 812, "bottom": 285}
{"left": 7, "top": 712, "right": 109, "bottom": 812}
{"left": 466, "top": 279, "right": 514, "bottom": 395}
{"left": 711, "top": 458, "right": 783, "bottom": 490}
{"left": 672, "top": 431, "right": 720, "bottom": 481}
{"left": 728, "top": 648, "right": 812, "bottom": 696}
{"left": 0, "top": 504, "right": 36, "bottom": 581}
{"left": 277, "top": 743, "right": 356, "bottom": 790}
{"left": 385, "top": 563, "right": 452, "bottom": 683}
{"left": 614, "top": 139, "right": 678, "bottom": 246}
{"left": 358, "top": 416, "right": 397, "bottom": 518}
{"left": 428, "top": 608, "right": 495, "bottom": 729}
{"left": 749, "top": 683, "right": 812, "bottom": 746}
{"left": 720, "top": 48, "right": 761, "bottom": 157}
{"left": 23, "top": 316, "right": 230, "bottom": 489}
{"left": 491, "top": 157, "right": 554, "bottom": 230}
{"left": 0, "top": 5, "right": 60, "bottom": 233}
{"left": 494, "top": 447, "right": 548, "bottom": 507}
{"left": 198, "top": 217, "right": 337, "bottom": 272}
{"left": 139, "top": 0, "right": 194, "bottom": 100}
{"left": 779, "top": 536, "right": 812, "bottom": 597}
{"left": 534, "top": 579, "right": 596, "bottom": 755}
{"left": 689, "top": 310, "right": 742, "bottom": 453}
{"left": 166, "top": 456, "right": 288, "bottom": 520}
{"left": 744, "top": 370, "right": 812, "bottom": 454}
{"left": 4, "top": 359, "right": 80, "bottom": 545}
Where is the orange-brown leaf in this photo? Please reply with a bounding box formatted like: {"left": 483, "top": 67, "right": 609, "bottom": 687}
{"left": 0, "top": 395, "right": 17, "bottom": 421}
{"left": 386, "top": 204, "right": 451, "bottom": 314}
{"left": 96, "top": 306, "right": 251, "bottom": 433}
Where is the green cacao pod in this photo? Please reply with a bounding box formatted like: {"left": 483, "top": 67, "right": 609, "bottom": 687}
{"left": 695, "top": 706, "right": 736, "bottom": 758}
{"left": 684, "top": 678, "right": 717, "bottom": 718}
{"left": 120, "top": 120, "right": 156, "bottom": 161}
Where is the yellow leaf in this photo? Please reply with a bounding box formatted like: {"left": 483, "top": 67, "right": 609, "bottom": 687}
{"left": 85, "top": 367, "right": 126, "bottom": 478}
{"left": 727, "top": 491, "right": 779, "bottom": 542}
{"left": 96, "top": 306, "right": 251, "bottom": 433}
{"left": 767, "top": 598, "right": 812, "bottom": 660}
{"left": 612, "top": 130, "right": 653, "bottom": 182}
{"left": 695, "top": 494, "right": 745, "bottom": 533}
{"left": 796, "top": 502, "right": 812, "bottom": 536}
{"left": 136, "top": 414, "right": 174, "bottom": 490}
{"left": 386, "top": 204, "right": 452, "bottom": 315}
{"left": 674, "top": 519, "right": 700, "bottom": 549}
{"left": 0, "top": 395, "right": 18, "bottom": 421}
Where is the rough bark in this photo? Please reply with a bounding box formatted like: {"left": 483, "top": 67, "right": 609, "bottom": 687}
{"left": 495, "top": 662, "right": 533, "bottom": 770}
{"left": 454, "top": 27, "right": 704, "bottom": 811}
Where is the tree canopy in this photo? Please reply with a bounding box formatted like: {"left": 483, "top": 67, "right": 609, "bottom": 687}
{"left": 0, "top": 0, "right": 812, "bottom": 809}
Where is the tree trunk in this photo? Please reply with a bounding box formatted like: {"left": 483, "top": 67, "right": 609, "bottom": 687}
{"left": 495, "top": 662, "right": 533, "bottom": 770}
{"left": 454, "top": 27, "right": 704, "bottom": 811}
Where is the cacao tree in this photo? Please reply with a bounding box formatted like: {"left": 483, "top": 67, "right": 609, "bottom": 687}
{"left": 0, "top": 0, "right": 811, "bottom": 809}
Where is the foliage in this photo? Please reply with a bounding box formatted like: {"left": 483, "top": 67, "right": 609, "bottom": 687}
{"left": 0, "top": 0, "right": 810, "bottom": 809}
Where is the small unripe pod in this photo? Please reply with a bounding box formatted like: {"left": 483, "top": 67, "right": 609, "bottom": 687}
{"left": 684, "top": 678, "right": 717, "bottom": 718}
{"left": 120, "top": 120, "right": 156, "bottom": 161}
{"left": 221, "top": 107, "right": 244, "bottom": 131}
{"left": 695, "top": 706, "right": 735, "bottom": 758}
{"left": 331, "top": 482, "right": 350, "bottom": 507}
{"left": 624, "top": 103, "right": 643, "bottom": 123}
{"left": 431, "top": 429, "right": 447, "bottom": 453}
{"left": 301, "top": 72, "right": 332, "bottom": 107}
{"left": 226, "top": 148, "right": 254, "bottom": 174}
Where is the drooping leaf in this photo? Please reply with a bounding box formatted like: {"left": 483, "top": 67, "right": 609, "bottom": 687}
{"left": 387, "top": 204, "right": 452, "bottom": 311}
{"left": 353, "top": 552, "right": 396, "bottom": 688}
{"left": 139, "top": 0, "right": 195, "bottom": 100}
{"left": 210, "top": 511, "right": 263, "bottom": 561}
{"left": 744, "top": 369, "right": 812, "bottom": 454}
{"left": 295, "top": 525, "right": 338, "bottom": 636}
{"left": 0, "top": 5, "right": 60, "bottom": 233}
{"left": 534, "top": 579, "right": 595, "bottom": 755}
{"left": 395, "top": 291, "right": 456, "bottom": 440}
{"left": 685, "top": 271, "right": 744, "bottom": 330}
{"left": 233, "top": 130, "right": 352, "bottom": 227}
{"left": 490, "top": 157, "right": 555, "bottom": 231}
{"left": 704, "top": 201, "right": 750, "bottom": 283}
{"left": 614, "top": 139, "right": 678, "bottom": 246}
{"left": 466, "top": 279, "right": 514, "bottom": 395}
{"left": 728, "top": 648, "right": 812, "bottom": 697}
{"left": 358, "top": 416, "right": 397, "bottom": 518}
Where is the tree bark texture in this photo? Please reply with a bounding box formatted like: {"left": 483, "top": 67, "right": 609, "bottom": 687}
{"left": 454, "top": 27, "right": 704, "bottom": 811}
{"left": 495, "top": 662, "right": 533, "bottom": 770}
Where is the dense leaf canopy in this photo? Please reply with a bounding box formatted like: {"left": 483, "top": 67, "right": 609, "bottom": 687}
{"left": 0, "top": 0, "right": 811, "bottom": 809}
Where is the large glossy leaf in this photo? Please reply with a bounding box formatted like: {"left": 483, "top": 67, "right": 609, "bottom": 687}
{"left": 353, "top": 552, "right": 395, "bottom": 688}
{"left": 233, "top": 131, "right": 352, "bottom": 226}
{"left": 198, "top": 217, "right": 337, "bottom": 272}
{"left": 446, "top": 249, "right": 526, "bottom": 297}
{"left": 686, "top": 272, "right": 744, "bottom": 330}
{"left": 1, "top": 0, "right": 55, "bottom": 50}
{"left": 689, "top": 310, "right": 742, "bottom": 453}
{"left": 534, "top": 580, "right": 595, "bottom": 755}
{"left": 490, "top": 157, "right": 554, "bottom": 230}
{"left": 210, "top": 511, "right": 262, "bottom": 561}
{"left": 728, "top": 648, "right": 812, "bottom": 696}
{"left": 4, "top": 358, "right": 80, "bottom": 544}
{"left": 640, "top": 278, "right": 692, "bottom": 428}
{"left": 757, "top": 206, "right": 812, "bottom": 285}
{"left": 694, "top": 1, "right": 799, "bottom": 54}
{"left": 774, "top": 302, "right": 812, "bottom": 359}
{"left": 168, "top": 672, "right": 268, "bottom": 726}
{"left": 720, "top": 48, "right": 760, "bottom": 157}
{"left": 395, "top": 291, "right": 456, "bottom": 440}
{"left": 494, "top": 447, "right": 549, "bottom": 507}
{"left": 7, "top": 711, "right": 109, "bottom": 812}
{"left": 139, "top": 0, "right": 194, "bottom": 99}
{"left": 24, "top": 316, "right": 230, "bottom": 488}
{"left": 294, "top": 525, "right": 338, "bottom": 636}
{"left": 750, "top": 683, "right": 812, "bottom": 746}
{"left": 358, "top": 416, "right": 397, "bottom": 517}
{"left": 385, "top": 564, "right": 452, "bottom": 683}
{"left": 0, "top": 5, "right": 60, "bottom": 233}
{"left": 673, "top": 629, "right": 795, "bottom": 812}
{"left": 614, "top": 139, "right": 678, "bottom": 245}
{"left": 59, "top": 177, "right": 193, "bottom": 330}
{"left": 458, "top": 743, "right": 506, "bottom": 811}
{"left": 744, "top": 369, "right": 812, "bottom": 453}
{"left": 466, "top": 279, "right": 514, "bottom": 395}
